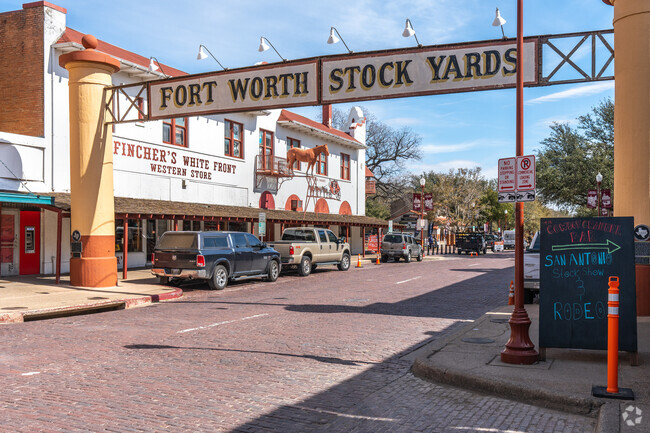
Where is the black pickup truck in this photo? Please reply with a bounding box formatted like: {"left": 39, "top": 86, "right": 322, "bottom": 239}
{"left": 456, "top": 232, "right": 487, "bottom": 255}
{"left": 151, "top": 231, "right": 281, "bottom": 290}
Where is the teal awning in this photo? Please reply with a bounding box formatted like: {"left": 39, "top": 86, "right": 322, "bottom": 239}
{"left": 0, "top": 192, "right": 55, "bottom": 205}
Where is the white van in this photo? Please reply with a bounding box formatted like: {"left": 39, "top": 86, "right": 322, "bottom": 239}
{"left": 503, "top": 230, "right": 515, "bottom": 250}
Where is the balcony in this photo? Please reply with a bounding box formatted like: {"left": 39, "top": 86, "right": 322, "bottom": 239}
{"left": 365, "top": 179, "right": 376, "bottom": 195}
{"left": 255, "top": 154, "right": 291, "bottom": 177}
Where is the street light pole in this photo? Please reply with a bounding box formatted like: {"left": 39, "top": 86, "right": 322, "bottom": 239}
{"left": 420, "top": 177, "right": 426, "bottom": 256}
{"left": 501, "top": 0, "right": 539, "bottom": 365}
{"left": 596, "top": 172, "right": 603, "bottom": 216}
{"left": 504, "top": 209, "right": 508, "bottom": 231}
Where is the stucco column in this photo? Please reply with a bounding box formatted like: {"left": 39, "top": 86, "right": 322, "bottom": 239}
{"left": 603, "top": 0, "right": 650, "bottom": 314}
{"left": 59, "top": 35, "right": 120, "bottom": 287}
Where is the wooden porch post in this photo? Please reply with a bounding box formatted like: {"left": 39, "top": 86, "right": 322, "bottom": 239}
{"left": 122, "top": 215, "right": 128, "bottom": 280}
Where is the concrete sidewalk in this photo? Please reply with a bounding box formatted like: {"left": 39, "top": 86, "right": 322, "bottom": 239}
{"left": 0, "top": 269, "right": 182, "bottom": 324}
{"left": 411, "top": 304, "right": 649, "bottom": 433}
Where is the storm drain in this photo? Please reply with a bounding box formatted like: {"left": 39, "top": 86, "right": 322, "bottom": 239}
{"left": 490, "top": 318, "right": 509, "bottom": 324}
{"left": 1, "top": 306, "right": 28, "bottom": 310}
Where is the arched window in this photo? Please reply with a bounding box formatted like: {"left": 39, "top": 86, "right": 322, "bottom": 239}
{"left": 285, "top": 194, "right": 303, "bottom": 211}
{"left": 339, "top": 201, "right": 352, "bottom": 215}
{"left": 259, "top": 191, "right": 275, "bottom": 210}
{"left": 314, "top": 198, "right": 329, "bottom": 214}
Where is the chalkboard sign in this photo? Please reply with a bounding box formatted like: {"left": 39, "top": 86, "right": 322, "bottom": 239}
{"left": 539, "top": 217, "right": 637, "bottom": 352}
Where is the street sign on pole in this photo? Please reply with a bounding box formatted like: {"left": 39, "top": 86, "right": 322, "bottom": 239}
{"left": 498, "top": 155, "right": 536, "bottom": 203}
{"left": 516, "top": 155, "right": 536, "bottom": 191}
{"left": 498, "top": 157, "right": 516, "bottom": 193}
{"left": 258, "top": 212, "right": 266, "bottom": 236}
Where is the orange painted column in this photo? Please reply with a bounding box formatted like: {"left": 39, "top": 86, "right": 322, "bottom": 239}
{"left": 59, "top": 35, "right": 120, "bottom": 287}
{"left": 603, "top": 0, "right": 650, "bottom": 314}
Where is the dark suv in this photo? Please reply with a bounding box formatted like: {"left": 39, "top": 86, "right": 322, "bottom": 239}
{"left": 381, "top": 232, "right": 423, "bottom": 263}
{"left": 152, "top": 231, "right": 281, "bottom": 290}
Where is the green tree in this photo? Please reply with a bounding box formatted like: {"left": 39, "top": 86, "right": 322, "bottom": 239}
{"left": 536, "top": 99, "right": 614, "bottom": 213}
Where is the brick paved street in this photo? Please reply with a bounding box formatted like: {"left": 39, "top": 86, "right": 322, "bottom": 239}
{"left": 0, "top": 253, "right": 595, "bottom": 432}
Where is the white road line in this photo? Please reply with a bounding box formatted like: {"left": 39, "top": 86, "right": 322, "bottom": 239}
{"left": 468, "top": 263, "right": 480, "bottom": 267}
{"left": 21, "top": 372, "right": 40, "bottom": 376}
{"left": 177, "top": 313, "right": 269, "bottom": 334}
{"left": 396, "top": 276, "right": 422, "bottom": 285}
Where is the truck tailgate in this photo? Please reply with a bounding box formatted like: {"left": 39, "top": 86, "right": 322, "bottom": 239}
{"left": 153, "top": 250, "right": 200, "bottom": 269}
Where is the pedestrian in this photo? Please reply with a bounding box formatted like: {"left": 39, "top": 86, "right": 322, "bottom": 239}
{"left": 428, "top": 234, "right": 434, "bottom": 254}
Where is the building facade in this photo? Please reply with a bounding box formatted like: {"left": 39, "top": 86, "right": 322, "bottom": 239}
{"left": 0, "top": 1, "right": 386, "bottom": 278}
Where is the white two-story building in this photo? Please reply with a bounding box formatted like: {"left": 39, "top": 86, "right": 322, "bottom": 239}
{"left": 0, "top": 1, "right": 384, "bottom": 278}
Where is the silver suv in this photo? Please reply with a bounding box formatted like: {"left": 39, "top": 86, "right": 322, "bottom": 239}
{"left": 381, "top": 232, "right": 423, "bottom": 263}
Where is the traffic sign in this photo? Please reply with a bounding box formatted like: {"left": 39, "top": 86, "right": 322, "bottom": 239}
{"left": 516, "top": 155, "right": 535, "bottom": 190}
{"left": 258, "top": 212, "right": 266, "bottom": 236}
{"left": 498, "top": 158, "right": 516, "bottom": 192}
{"left": 516, "top": 190, "right": 536, "bottom": 202}
{"left": 498, "top": 192, "right": 516, "bottom": 203}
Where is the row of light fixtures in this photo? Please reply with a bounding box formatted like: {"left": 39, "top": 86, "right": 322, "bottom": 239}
{"left": 149, "top": 9, "right": 508, "bottom": 76}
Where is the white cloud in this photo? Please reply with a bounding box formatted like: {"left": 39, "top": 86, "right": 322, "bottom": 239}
{"left": 387, "top": 117, "right": 422, "bottom": 126}
{"left": 421, "top": 139, "right": 509, "bottom": 154}
{"left": 526, "top": 82, "right": 614, "bottom": 104}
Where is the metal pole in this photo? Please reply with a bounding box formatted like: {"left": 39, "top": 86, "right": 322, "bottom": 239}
{"left": 421, "top": 184, "right": 425, "bottom": 256}
{"left": 122, "top": 215, "right": 128, "bottom": 280}
{"left": 501, "top": 0, "right": 538, "bottom": 365}
{"left": 597, "top": 179, "right": 602, "bottom": 216}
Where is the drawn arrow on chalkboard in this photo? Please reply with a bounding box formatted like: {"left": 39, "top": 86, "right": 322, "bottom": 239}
{"left": 551, "top": 239, "right": 621, "bottom": 254}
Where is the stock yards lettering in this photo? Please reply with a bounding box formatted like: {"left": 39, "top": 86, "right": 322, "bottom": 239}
{"left": 328, "top": 49, "right": 516, "bottom": 93}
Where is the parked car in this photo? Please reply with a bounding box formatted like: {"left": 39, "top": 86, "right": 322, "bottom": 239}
{"left": 523, "top": 231, "right": 540, "bottom": 304}
{"left": 381, "top": 232, "right": 423, "bottom": 263}
{"left": 484, "top": 233, "right": 500, "bottom": 252}
{"left": 151, "top": 231, "right": 281, "bottom": 290}
{"left": 456, "top": 232, "right": 487, "bottom": 255}
{"left": 503, "top": 230, "right": 516, "bottom": 250}
{"left": 267, "top": 227, "right": 351, "bottom": 276}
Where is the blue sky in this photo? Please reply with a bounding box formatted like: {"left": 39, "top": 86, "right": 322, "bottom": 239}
{"left": 2, "top": 0, "right": 615, "bottom": 180}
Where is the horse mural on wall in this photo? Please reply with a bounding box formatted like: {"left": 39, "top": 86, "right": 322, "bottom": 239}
{"left": 287, "top": 144, "right": 329, "bottom": 175}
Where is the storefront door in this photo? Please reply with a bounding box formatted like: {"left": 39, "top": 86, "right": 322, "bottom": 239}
{"left": 19, "top": 210, "right": 40, "bottom": 275}
{"left": 1, "top": 211, "right": 18, "bottom": 276}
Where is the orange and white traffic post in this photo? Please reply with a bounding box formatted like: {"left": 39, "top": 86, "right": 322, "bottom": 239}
{"left": 508, "top": 281, "right": 515, "bottom": 305}
{"left": 356, "top": 254, "right": 362, "bottom": 268}
{"left": 591, "top": 276, "right": 634, "bottom": 399}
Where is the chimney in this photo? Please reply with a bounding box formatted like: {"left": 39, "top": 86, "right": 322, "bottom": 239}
{"left": 322, "top": 104, "right": 332, "bottom": 128}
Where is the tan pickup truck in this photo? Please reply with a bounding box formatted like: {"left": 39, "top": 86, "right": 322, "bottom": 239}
{"left": 268, "top": 227, "right": 351, "bottom": 276}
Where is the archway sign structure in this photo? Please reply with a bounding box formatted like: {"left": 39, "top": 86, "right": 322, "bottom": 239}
{"left": 65, "top": 4, "right": 650, "bottom": 366}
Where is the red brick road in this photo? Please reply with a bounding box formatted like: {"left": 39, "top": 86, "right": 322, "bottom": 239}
{"left": 0, "top": 253, "right": 595, "bottom": 432}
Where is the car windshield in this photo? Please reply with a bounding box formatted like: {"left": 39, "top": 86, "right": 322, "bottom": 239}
{"left": 383, "top": 234, "right": 403, "bottom": 243}
{"left": 157, "top": 233, "right": 197, "bottom": 249}
{"left": 530, "top": 233, "right": 541, "bottom": 251}
{"left": 282, "top": 229, "right": 316, "bottom": 241}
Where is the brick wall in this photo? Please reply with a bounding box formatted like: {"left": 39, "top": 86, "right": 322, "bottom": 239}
{"left": 0, "top": 6, "right": 44, "bottom": 137}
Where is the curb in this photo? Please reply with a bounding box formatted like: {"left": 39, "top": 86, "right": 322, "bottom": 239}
{"left": 0, "top": 288, "right": 183, "bottom": 324}
{"left": 411, "top": 358, "right": 602, "bottom": 417}
{"left": 410, "top": 310, "right": 607, "bottom": 422}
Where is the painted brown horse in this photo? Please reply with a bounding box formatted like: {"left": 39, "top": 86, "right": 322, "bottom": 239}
{"left": 287, "top": 144, "right": 329, "bottom": 174}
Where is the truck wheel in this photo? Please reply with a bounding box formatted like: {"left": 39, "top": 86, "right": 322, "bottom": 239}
{"left": 381, "top": 255, "right": 388, "bottom": 263}
{"left": 266, "top": 260, "right": 279, "bottom": 282}
{"left": 404, "top": 252, "right": 411, "bottom": 263}
{"left": 457, "top": 250, "right": 462, "bottom": 255}
{"left": 417, "top": 251, "right": 423, "bottom": 262}
{"left": 208, "top": 264, "right": 228, "bottom": 290}
{"left": 298, "top": 256, "right": 312, "bottom": 276}
{"left": 158, "top": 276, "right": 170, "bottom": 285}
{"left": 338, "top": 253, "right": 351, "bottom": 271}
{"left": 483, "top": 248, "right": 487, "bottom": 255}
